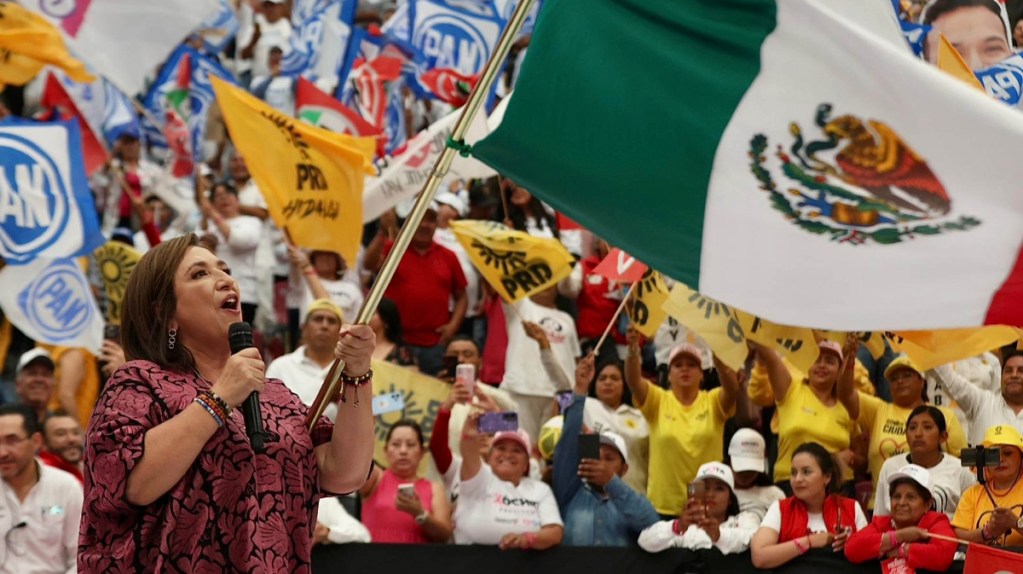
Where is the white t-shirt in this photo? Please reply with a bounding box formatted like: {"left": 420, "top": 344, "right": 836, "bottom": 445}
{"left": 0, "top": 461, "right": 82, "bottom": 574}
{"left": 501, "top": 299, "right": 581, "bottom": 397}
{"left": 250, "top": 74, "right": 296, "bottom": 116}
{"left": 252, "top": 16, "right": 292, "bottom": 78}
{"left": 873, "top": 453, "right": 977, "bottom": 518}
{"left": 266, "top": 346, "right": 338, "bottom": 421}
{"left": 734, "top": 485, "right": 787, "bottom": 523}
{"left": 300, "top": 277, "right": 364, "bottom": 325}
{"left": 236, "top": 179, "right": 269, "bottom": 211}
{"left": 209, "top": 215, "right": 263, "bottom": 305}
{"left": 760, "top": 499, "right": 868, "bottom": 533}
{"left": 452, "top": 463, "right": 562, "bottom": 545}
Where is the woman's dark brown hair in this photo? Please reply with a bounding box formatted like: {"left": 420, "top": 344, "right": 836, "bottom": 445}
{"left": 120, "top": 234, "right": 207, "bottom": 372}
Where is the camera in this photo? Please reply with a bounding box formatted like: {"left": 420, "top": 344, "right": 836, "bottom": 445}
{"left": 961, "top": 445, "right": 1001, "bottom": 484}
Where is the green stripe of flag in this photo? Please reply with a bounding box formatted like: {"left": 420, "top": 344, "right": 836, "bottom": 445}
{"left": 473, "top": 0, "right": 777, "bottom": 285}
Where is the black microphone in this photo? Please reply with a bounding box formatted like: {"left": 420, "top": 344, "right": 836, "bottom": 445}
{"left": 229, "top": 322, "right": 266, "bottom": 454}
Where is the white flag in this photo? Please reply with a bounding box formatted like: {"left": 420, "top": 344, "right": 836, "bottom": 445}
{"left": 363, "top": 108, "right": 494, "bottom": 222}
{"left": 0, "top": 258, "right": 103, "bottom": 352}
{"left": 20, "top": 0, "right": 220, "bottom": 95}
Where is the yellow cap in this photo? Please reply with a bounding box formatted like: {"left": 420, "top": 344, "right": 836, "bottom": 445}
{"left": 305, "top": 298, "right": 344, "bottom": 323}
{"left": 884, "top": 355, "right": 921, "bottom": 381}
{"left": 981, "top": 425, "right": 1023, "bottom": 449}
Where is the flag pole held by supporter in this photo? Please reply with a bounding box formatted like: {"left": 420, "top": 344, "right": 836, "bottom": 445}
{"left": 305, "top": 0, "right": 540, "bottom": 430}
{"left": 591, "top": 282, "right": 636, "bottom": 356}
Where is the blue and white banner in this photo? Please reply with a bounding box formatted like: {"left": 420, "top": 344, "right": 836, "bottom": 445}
{"left": 142, "top": 45, "right": 235, "bottom": 156}
{"left": 52, "top": 71, "right": 140, "bottom": 148}
{"left": 977, "top": 53, "right": 1023, "bottom": 108}
{"left": 384, "top": 77, "right": 407, "bottom": 156}
{"left": 0, "top": 119, "right": 103, "bottom": 265}
{"left": 280, "top": 0, "right": 357, "bottom": 94}
{"left": 197, "top": 0, "right": 239, "bottom": 54}
{"left": 399, "top": 0, "right": 505, "bottom": 98}
{"left": 0, "top": 257, "right": 103, "bottom": 352}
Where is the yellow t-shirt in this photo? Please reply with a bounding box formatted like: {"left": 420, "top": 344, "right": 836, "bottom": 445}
{"left": 952, "top": 482, "right": 1023, "bottom": 546}
{"left": 43, "top": 346, "right": 100, "bottom": 430}
{"left": 748, "top": 357, "right": 874, "bottom": 434}
{"left": 859, "top": 394, "right": 966, "bottom": 508}
{"left": 775, "top": 381, "right": 856, "bottom": 483}
{"left": 637, "top": 384, "right": 733, "bottom": 516}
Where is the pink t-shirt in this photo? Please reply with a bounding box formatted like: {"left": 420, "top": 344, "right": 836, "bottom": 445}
{"left": 362, "top": 469, "right": 433, "bottom": 544}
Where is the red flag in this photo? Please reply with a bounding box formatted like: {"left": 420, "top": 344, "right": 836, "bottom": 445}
{"left": 593, "top": 248, "right": 648, "bottom": 283}
{"left": 420, "top": 68, "right": 478, "bottom": 106}
{"left": 349, "top": 55, "right": 403, "bottom": 130}
{"left": 295, "top": 77, "right": 384, "bottom": 157}
{"left": 964, "top": 543, "right": 1023, "bottom": 574}
{"left": 40, "top": 72, "right": 108, "bottom": 175}
{"left": 556, "top": 212, "right": 582, "bottom": 231}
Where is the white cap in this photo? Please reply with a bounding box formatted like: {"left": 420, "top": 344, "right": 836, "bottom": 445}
{"left": 435, "top": 192, "right": 467, "bottom": 217}
{"left": 598, "top": 431, "right": 628, "bottom": 465}
{"left": 888, "top": 464, "right": 932, "bottom": 496}
{"left": 728, "top": 428, "right": 768, "bottom": 474}
{"left": 695, "top": 461, "right": 734, "bottom": 490}
{"left": 16, "top": 348, "right": 55, "bottom": 376}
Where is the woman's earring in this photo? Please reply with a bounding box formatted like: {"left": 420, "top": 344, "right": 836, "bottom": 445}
{"left": 168, "top": 328, "right": 177, "bottom": 350}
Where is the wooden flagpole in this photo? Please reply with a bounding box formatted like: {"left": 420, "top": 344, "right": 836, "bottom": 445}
{"left": 306, "top": 0, "right": 540, "bottom": 429}
{"left": 590, "top": 282, "right": 636, "bottom": 356}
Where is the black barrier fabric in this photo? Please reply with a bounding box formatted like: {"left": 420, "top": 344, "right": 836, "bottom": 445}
{"left": 312, "top": 544, "right": 965, "bottom": 574}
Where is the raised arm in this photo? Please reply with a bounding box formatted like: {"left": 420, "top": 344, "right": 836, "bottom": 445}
{"left": 523, "top": 321, "right": 573, "bottom": 391}
{"left": 552, "top": 355, "right": 594, "bottom": 508}
{"left": 625, "top": 326, "right": 649, "bottom": 407}
{"left": 837, "top": 334, "right": 860, "bottom": 421}
{"left": 713, "top": 355, "right": 739, "bottom": 416}
{"left": 459, "top": 412, "right": 484, "bottom": 482}
{"left": 288, "top": 245, "right": 330, "bottom": 300}
{"left": 748, "top": 342, "right": 792, "bottom": 404}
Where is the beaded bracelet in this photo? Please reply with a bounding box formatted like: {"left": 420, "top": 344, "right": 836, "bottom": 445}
{"left": 339, "top": 368, "right": 373, "bottom": 407}
{"left": 203, "top": 391, "right": 232, "bottom": 416}
{"left": 522, "top": 532, "right": 537, "bottom": 550}
{"left": 194, "top": 396, "right": 224, "bottom": 427}
{"left": 793, "top": 536, "right": 808, "bottom": 555}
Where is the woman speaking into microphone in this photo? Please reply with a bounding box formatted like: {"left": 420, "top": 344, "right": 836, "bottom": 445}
{"left": 79, "top": 234, "right": 376, "bottom": 573}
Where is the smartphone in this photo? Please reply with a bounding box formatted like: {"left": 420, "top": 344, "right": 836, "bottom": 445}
{"left": 578, "top": 433, "right": 601, "bottom": 462}
{"left": 397, "top": 483, "right": 416, "bottom": 498}
{"left": 371, "top": 392, "right": 405, "bottom": 416}
{"left": 555, "top": 391, "right": 574, "bottom": 413}
{"left": 104, "top": 324, "right": 121, "bottom": 343}
{"left": 455, "top": 363, "right": 476, "bottom": 395}
{"left": 440, "top": 355, "right": 459, "bottom": 379}
{"left": 687, "top": 480, "right": 706, "bottom": 499}
{"left": 478, "top": 412, "right": 518, "bottom": 434}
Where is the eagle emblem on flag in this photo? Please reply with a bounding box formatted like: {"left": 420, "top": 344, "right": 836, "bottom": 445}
{"left": 749, "top": 104, "right": 981, "bottom": 245}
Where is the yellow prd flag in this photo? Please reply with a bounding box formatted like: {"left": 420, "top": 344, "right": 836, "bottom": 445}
{"left": 735, "top": 310, "right": 819, "bottom": 374}
{"left": 370, "top": 360, "right": 450, "bottom": 472}
{"left": 889, "top": 326, "right": 1020, "bottom": 371}
{"left": 628, "top": 269, "right": 670, "bottom": 338}
{"left": 211, "top": 76, "right": 374, "bottom": 265}
{"left": 661, "top": 283, "right": 747, "bottom": 370}
{"left": 93, "top": 241, "right": 141, "bottom": 325}
{"left": 936, "top": 34, "right": 984, "bottom": 92}
{"left": 450, "top": 220, "right": 574, "bottom": 302}
{"left": 0, "top": 2, "right": 93, "bottom": 85}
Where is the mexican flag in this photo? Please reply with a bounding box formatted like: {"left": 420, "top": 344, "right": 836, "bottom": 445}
{"left": 472, "top": 0, "right": 1023, "bottom": 329}
{"left": 295, "top": 77, "right": 382, "bottom": 148}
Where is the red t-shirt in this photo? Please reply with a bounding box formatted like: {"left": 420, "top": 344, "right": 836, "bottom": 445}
{"left": 383, "top": 241, "right": 467, "bottom": 347}
{"left": 575, "top": 256, "right": 626, "bottom": 342}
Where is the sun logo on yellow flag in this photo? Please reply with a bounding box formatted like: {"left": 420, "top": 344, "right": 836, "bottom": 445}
{"left": 93, "top": 241, "right": 141, "bottom": 324}
{"left": 749, "top": 103, "right": 980, "bottom": 245}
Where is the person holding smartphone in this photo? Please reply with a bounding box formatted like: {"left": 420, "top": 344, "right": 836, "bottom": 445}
{"left": 453, "top": 414, "right": 563, "bottom": 549}
{"left": 750, "top": 442, "right": 868, "bottom": 569}
{"left": 638, "top": 462, "right": 759, "bottom": 554}
{"left": 550, "top": 355, "right": 657, "bottom": 546}
{"left": 358, "top": 420, "right": 452, "bottom": 544}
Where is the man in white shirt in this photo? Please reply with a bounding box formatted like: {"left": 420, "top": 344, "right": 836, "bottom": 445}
{"left": 266, "top": 299, "right": 343, "bottom": 422}
{"left": 0, "top": 405, "right": 81, "bottom": 574}
{"left": 501, "top": 286, "right": 581, "bottom": 444}
{"left": 933, "top": 350, "right": 1023, "bottom": 446}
